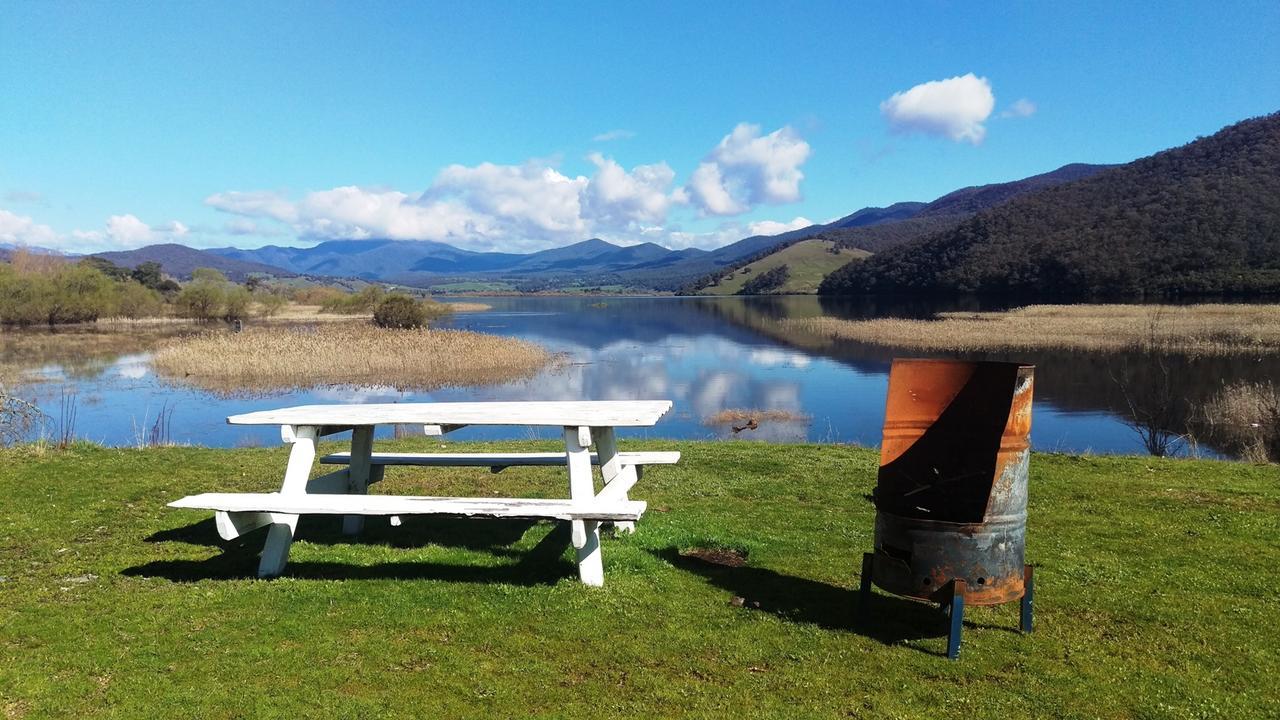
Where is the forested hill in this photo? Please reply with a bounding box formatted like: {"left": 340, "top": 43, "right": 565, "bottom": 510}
{"left": 821, "top": 112, "right": 1280, "bottom": 297}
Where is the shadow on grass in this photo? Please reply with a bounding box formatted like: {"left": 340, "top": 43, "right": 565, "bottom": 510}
{"left": 657, "top": 547, "right": 958, "bottom": 654}
{"left": 144, "top": 514, "right": 540, "bottom": 551}
{"left": 124, "top": 518, "right": 576, "bottom": 586}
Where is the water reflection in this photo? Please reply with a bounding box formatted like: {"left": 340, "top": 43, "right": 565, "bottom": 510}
{"left": 5, "top": 295, "right": 1276, "bottom": 458}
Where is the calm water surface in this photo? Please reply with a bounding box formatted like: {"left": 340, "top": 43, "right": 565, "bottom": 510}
{"left": 10, "top": 296, "right": 1274, "bottom": 456}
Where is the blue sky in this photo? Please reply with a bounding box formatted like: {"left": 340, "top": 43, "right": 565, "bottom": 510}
{"left": 2, "top": 1, "right": 1278, "bottom": 254}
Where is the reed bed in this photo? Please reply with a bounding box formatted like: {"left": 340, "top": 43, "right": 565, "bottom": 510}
{"left": 151, "top": 322, "right": 553, "bottom": 394}
{"left": 782, "top": 304, "right": 1280, "bottom": 355}
{"left": 446, "top": 302, "right": 492, "bottom": 312}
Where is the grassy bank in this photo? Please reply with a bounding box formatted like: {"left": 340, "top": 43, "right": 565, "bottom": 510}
{"left": 784, "top": 304, "right": 1280, "bottom": 354}
{"left": 151, "top": 323, "right": 553, "bottom": 394}
{"left": 0, "top": 441, "right": 1276, "bottom": 718}
{"left": 702, "top": 239, "right": 870, "bottom": 295}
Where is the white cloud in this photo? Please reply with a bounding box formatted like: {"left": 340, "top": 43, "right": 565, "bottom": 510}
{"left": 205, "top": 190, "right": 298, "bottom": 224}
{"left": 106, "top": 214, "right": 155, "bottom": 247}
{"left": 663, "top": 215, "right": 814, "bottom": 250}
{"left": 1001, "top": 98, "right": 1037, "bottom": 119}
{"left": 685, "top": 123, "right": 811, "bottom": 216}
{"left": 880, "top": 73, "right": 995, "bottom": 144}
{"left": 0, "top": 210, "right": 190, "bottom": 252}
{"left": 207, "top": 156, "right": 688, "bottom": 252}
{"left": 202, "top": 121, "right": 813, "bottom": 252}
{"left": 592, "top": 129, "right": 636, "bottom": 142}
{"left": 582, "top": 153, "right": 679, "bottom": 228}
{"left": 429, "top": 162, "right": 589, "bottom": 242}
{"left": 746, "top": 216, "right": 813, "bottom": 237}
{"left": 0, "top": 209, "right": 59, "bottom": 247}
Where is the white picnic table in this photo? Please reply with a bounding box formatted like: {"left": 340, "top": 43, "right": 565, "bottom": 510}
{"left": 170, "top": 401, "right": 678, "bottom": 586}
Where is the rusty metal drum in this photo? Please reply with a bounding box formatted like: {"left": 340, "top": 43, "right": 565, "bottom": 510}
{"left": 871, "top": 359, "right": 1034, "bottom": 606}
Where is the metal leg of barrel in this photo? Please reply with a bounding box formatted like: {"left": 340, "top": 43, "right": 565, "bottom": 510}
{"left": 1020, "top": 565, "right": 1035, "bottom": 634}
{"left": 946, "top": 579, "right": 967, "bottom": 660}
{"left": 857, "top": 552, "right": 875, "bottom": 615}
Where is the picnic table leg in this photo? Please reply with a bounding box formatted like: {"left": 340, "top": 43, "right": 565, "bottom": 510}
{"left": 259, "top": 425, "right": 317, "bottom": 578}
{"left": 343, "top": 426, "right": 375, "bottom": 535}
{"left": 592, "top": 426, "right": 636, "bottom": 534}
{"left": 564, "top": 426, "right": 604, "bottom": 587}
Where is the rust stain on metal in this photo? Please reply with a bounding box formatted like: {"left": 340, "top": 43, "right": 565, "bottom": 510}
{"left": 870, "top": 359, "right": 1035, "bottom": 607}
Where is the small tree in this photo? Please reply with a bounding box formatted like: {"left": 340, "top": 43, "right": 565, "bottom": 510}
{"left": 737, "top": 265, "right": 790, "bottom": 295}
{"left": 130, "top": 261, "right": 165, "bottom": 290}
{"left": 113, "top": 280, "right": 164, "bottom": 319}
{"left": 222, "top": 285, "right": 253, "bottom": 322}
{"left": 373, "top": 294, "right": 428, "bottom": 329}
{"left": 175, "top": 278, "right": 226, "bottom": 321}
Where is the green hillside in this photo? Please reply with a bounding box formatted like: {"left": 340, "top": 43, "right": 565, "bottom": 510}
{"left": 821, "top": 112, "right": 1280, "bottom": 297}
{"left": 702, "top": 239, "right": 870, "bottom": 295}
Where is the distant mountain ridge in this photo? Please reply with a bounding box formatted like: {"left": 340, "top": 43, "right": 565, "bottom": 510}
{"left": 821, "top": 112, "right": 1280, "bottom": 297}
{"left": 63, "top": 159, "right": 1119, "bottom": 292}
{"left": 681, "top": 162, "right": 1115, "bottom": 293}
{"left": 91, "top": 243, "right": 292, "bottom": 281}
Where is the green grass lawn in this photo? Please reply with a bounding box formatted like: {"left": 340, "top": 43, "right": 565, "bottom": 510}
{"left": 1, "top": 440, "right": 1277, "bottom": 718}
{"left": 702, "top": 239, "right": 871, "bottom": 295}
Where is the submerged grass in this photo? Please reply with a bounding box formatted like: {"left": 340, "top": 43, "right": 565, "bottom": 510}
{"left": 784, "top": 303, "right": 1280, "bottom": 354}
{"left": 150, "top": 322, "right": 553, "bottom": 394}
{"left": 0, "top": 441, "right": 1276, "bottom": 717}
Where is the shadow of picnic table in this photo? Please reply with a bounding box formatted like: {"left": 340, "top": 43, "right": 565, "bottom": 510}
{"left": 122, "top": 516, "right": 576, "bottom": 586}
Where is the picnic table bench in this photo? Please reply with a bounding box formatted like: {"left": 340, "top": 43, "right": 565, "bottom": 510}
{"left": 169, "top": 401, "right": 678, "bottom": 586}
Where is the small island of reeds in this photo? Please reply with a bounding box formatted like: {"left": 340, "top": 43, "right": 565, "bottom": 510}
{"left": 151, "top": 323, "right": 553, "bottom": 394}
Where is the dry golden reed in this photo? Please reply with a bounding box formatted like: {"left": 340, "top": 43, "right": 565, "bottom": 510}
{"left": 703, "top": 409, "right": 811, "bottom": 425}
{"left": 782, "top": 304, "right": 1280, "bottom": 355}
{"left": 152, "top": 322, "right": 553, "bottom": 394}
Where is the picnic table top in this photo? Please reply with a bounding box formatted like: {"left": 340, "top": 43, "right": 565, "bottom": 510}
{"left": 226, "top": 400, "right": 674, "bottom": 428}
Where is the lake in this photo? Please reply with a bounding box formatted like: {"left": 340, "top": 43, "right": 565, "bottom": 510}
{"left": 7, "top": 295, "right": 1277, "bottom": 457}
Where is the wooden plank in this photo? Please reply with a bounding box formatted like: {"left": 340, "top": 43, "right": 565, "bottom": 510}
{"left": 564, "top": 426, "right": 604, "bottom": 586}
{"left": 593, "top": 426, "right": 636, "bottom": 534}
{"left": 227, "top": 401, "right": 673, "bottom": 429}
{"left": 318, "top": 451, "right": 681, "bottom": 467}
{"left": 343, "top": 426, "right": 375, "bottom": 535}
{"left": 214, "top": 510, "right": 295, "bottom": 541}
{"left": 169, "top": 493, "right": 647, "bottom": 521}
{"left": 259, "top": 425, "right": 315, "bottom": 578}
{"left": 305, "top": 468, "right": 350, "bottom": 494}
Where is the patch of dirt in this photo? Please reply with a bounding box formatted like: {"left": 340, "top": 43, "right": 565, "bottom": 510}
{"left": 680, "top": 546, "right": 748, "bottom": 567}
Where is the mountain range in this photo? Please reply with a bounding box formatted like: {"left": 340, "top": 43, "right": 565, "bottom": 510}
{"left": 76, "top": 113, "right": 1277, "bottom": 297}
{"left": 821, "top": 112, "right": 1280, "bottom": 297}
{"left": 190, "top": 160, "right": 1109, "bottom": 290}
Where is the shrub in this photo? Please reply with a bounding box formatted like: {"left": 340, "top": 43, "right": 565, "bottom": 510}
{"left": 737, "top": 265, "right": 790, "bottom": 295}
{"left": 321, "top": 285, "right": 386, "bottom": 314}
{"left": 373, "top": 294, "right": 428, "bottom": 329}
{"left": 255, "top": 292, "right": 288, "bottom": 317}
{"left": 175, "top": 279, "right": 226, "bottom": 321}
{"left": 222, "top": 286, "right": 253, "bottom": 322}
{"left": 113, "top": 280, "right": 165, "bottom": 319}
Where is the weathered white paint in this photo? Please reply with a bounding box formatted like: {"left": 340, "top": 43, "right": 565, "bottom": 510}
{"left": 343, "top": 426, "right": 375, "bottom": 535}
{"left": 257, "top": 425, "right": 316, "bottom": 578}
{"left": 174, "top": 401, "right": 682, "bottom": 586}
{"left": 318, "top": 451, "right": 681, "bottom": 468}
{"left": 563, "top": 426, "right": 604, "bottom": 586}
{"left": 229, "top": 401, "right": 672, "bottom": 429}
{"left": 214, "top": 510, "right": 295, "bottom": 541}
{"left": 423, "top": 424, "right": 465, "bottom": 436}
{"left": 593, "top": 427, "right": 636, "bottom": 533}
{"left": 171, "top": 493, "right": 647, "bottom": 521}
